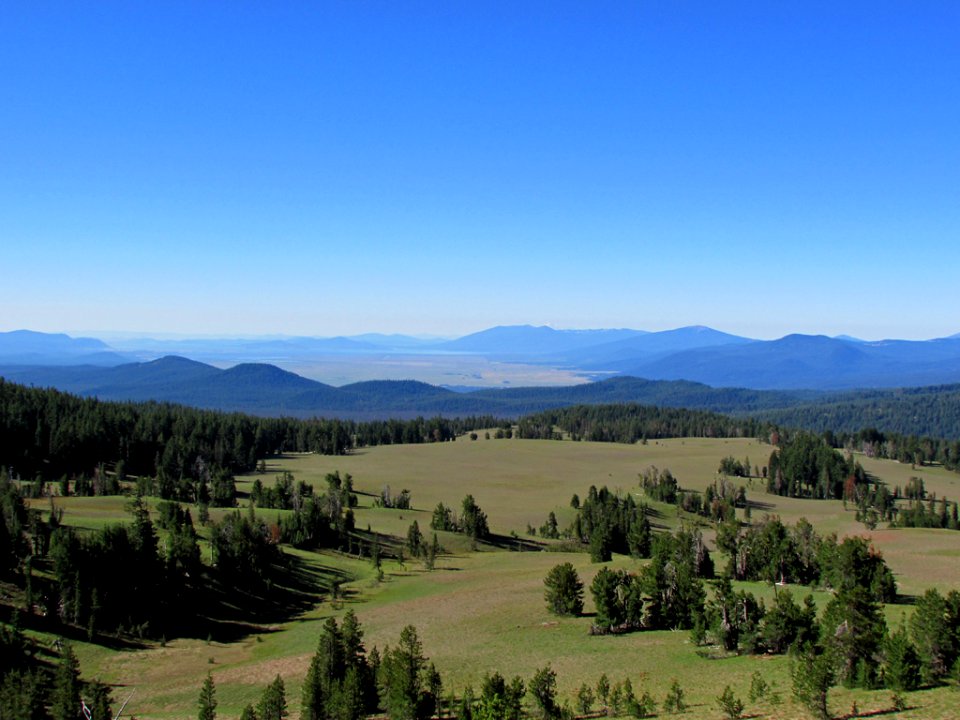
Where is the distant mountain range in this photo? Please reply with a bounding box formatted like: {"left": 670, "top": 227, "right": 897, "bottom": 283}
{"left": 0, "top": 330, "right": 131, "bottom": 366}
{"left": 4, "top": 325, "right": 960, "bottom": 393}
{"left": 431, "top": 326, "right": 647, "bottom": 357}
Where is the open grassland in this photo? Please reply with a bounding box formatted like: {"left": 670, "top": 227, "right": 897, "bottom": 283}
{"left": 856, "top": 452, "right": 960, "bottom": 500}
{"left": 255, "top": 437, "right": 775, "bottom": 537}
{"left": 259, "top": 437, "right": 960, "bottom": 594}
{"left": 20, "top": 436, "right": 960, "bottom": 719}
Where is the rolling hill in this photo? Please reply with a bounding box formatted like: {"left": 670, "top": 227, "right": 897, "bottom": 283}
{"left": 4, "top": 356, "right": 960, "bottom": 437}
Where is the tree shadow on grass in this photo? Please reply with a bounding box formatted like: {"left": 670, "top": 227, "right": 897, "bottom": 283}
{"left": 164, "top": 549, "right": 358, "bottom": 644}
{"left": 745, "top": 498, "right": 777, "bottom": 512}
{"left": 485, "top": 532, "right": 546, "bottom": 552}
{"left": 14, "top": 607, "right": 149, "bottom": 651}
{"left": 837, "top": 703, "right": 917, "bottom": 719}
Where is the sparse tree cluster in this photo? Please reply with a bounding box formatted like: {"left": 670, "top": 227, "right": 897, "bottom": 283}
{"left": 377, "top": 485, "right": 412, "bottom": 510}
{"left": 430, "top": 496, "right": 490, "bottom": 541}
{"left": 718, "top": 455, "right": 752, "bottom": 478}
{"left": 567, "top": 485, "right": 651, "bottom": 560}
{"left": 716, "top": 515, "right": 896, "bottom": 602}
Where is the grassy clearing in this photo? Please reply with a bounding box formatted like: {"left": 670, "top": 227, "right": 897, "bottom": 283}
{"left": 18, "top": 436, "right": 960, "bottom": 718}
{"left": 258, "top": 437, "right": 773, "bottom": 536}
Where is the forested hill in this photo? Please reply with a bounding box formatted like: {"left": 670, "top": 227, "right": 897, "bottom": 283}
{"left": 751, "top": 384, "right": 960, "bottom": 439}
{"left": 0, "top": 357, "right": 816, "bottom": 418}
{"left": 5, "top": 356, "right": 960, "bottom": 438}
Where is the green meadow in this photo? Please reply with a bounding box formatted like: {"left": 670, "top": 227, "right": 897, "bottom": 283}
{"left": 23, "top": 436, "right": 960, "bottom": 719}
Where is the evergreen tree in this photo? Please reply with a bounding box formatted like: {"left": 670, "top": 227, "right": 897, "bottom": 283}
{"left": 528, "top": 666, "right": 559, "bottom": 720}
{"left": 406, "top": 521, "right": 423, "bottom": 558}
{"left": 425, "top": 533, "right": 439, "bottom": 571}
{"left": 759, "top": 590, "right": 817, "bottom": 654}
{"left": 0, "top": 669, "right": 46, "bottom": 720}
{"left": 883, "top": 622, "right": 921, "bottom": 692}
{"left": 50, "top": 641, "right": 82, "bottom": 720}
{"left": 706, "top": 576, "right": 763, "bottom": 653}
{"left": 302, "top": 617, "right": 344, "bottom": 720}
{"left": 460, "top": 496, "right": 490, "bottom": 541}
{"left": 477, "top": 672, "right": 509, "bottom": 720}
{"left": 198, "top": 673, "right": 217, "bottom": 720}
{"left": 590, "top": 568, "right": 643, "bottom": 631}
{"left": 588, "top": 524, "right": 612, "bottom": 563}
{"left": 662, "top": 679, "right": 685, "bottom": 713}
{"left": 258, "top": 675, "right": 287, "bottom": 720}
{"left": 86, "top": 681, "right": 113, "bottom": 720}
{"left": 543, "top": 563, "right": 584, "bottom": 616}
{"left": 575, "top": 683, "right": 594, "bottom": 715}
{"left": 820, "top": 587, "right": 887, "bottom": 687}
{"left": 627, "top": 512, "right": 652, "bottom": 559}
{"left": 791, "top": 644, "right": 834, "bottom": 720}
{"left": 715, "top": 686, "right": 744, "bottom": 720}
{"left": 595, "top": 674, "right": 610, "bottom": 714}
{"left": 640, "top": 531, "right": 708, "bottom": 630}
{"left": 504, "top": 676, "right": 524, "bottom": 720}
{"left": 909, "top": 587, "right": 959, "bottom": 683}
{"left": 379, "top": 625, "right": 431, "bottom": 720}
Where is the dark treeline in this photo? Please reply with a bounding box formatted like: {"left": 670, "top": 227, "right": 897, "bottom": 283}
{"left": 0, "top": 379, "right": 498, "bottom": 487}
{"left": 516, "top": 403, "right": 960, "bottom": 482}
{"left": 6, "top": 381, "right": 960, "bottom": 504}
{"left": 755, "top": 384, "right": 960, "bottom": 440}
{"left": 516, "top": 403, "right": 767, "bottom": 443}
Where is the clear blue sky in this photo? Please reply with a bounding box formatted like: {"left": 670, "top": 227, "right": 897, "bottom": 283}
{"left": 2, "top": 2, "right": 958, "bottom": 340}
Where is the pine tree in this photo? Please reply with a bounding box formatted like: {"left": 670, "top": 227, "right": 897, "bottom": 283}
{"left": 791, "top": 645, "right": 834, "bottom": 720}
{"left": 528, "top": 666, "right": 559, "bottom": 720}
{"left": 87, "top": 681, "right": 113, "bottom": 720}
{"left": 406, "top": 521, "right": 423, "bottom": 558}
{"left": 543, "top": 563, "right": 584, "bottom": 616}
{"left": 716, "top": 686, "right": 744, "bottom": 720}
{"left": 662, "top": 679, "right": 685, "bottom": 713}
{"left": 909, "top": 588, "right": 955, "bottom": 683}
{"left": 198, "top": 673, "right": 217, "bottom": 720}
{"left": 884, "top": 622, "right": 921, "bottom": 691}
{"left": 820, "top": 587, "right": 887, "bottom": 687}
{"left": 0, "top": 669, "right": 46, "bottom": 720}
{"left": 257, "top": 675, "right": 287, "bottom": 720}
{"left": 379, "top": 625, "right": 429, "bottom": 720}
{"left": 595, "top": 674, "right": 610, "bottom": 714}
{"left": 50, "top": 641, "right": 82, "bottom": 720}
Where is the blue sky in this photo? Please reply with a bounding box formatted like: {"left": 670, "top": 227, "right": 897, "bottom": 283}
{"left": 2, "top": 2, "right": 958, "bottom": 340}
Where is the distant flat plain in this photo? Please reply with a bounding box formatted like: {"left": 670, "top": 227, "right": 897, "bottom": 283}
{"left": 260, "top": 354, "right": 601, "bottom": 388}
